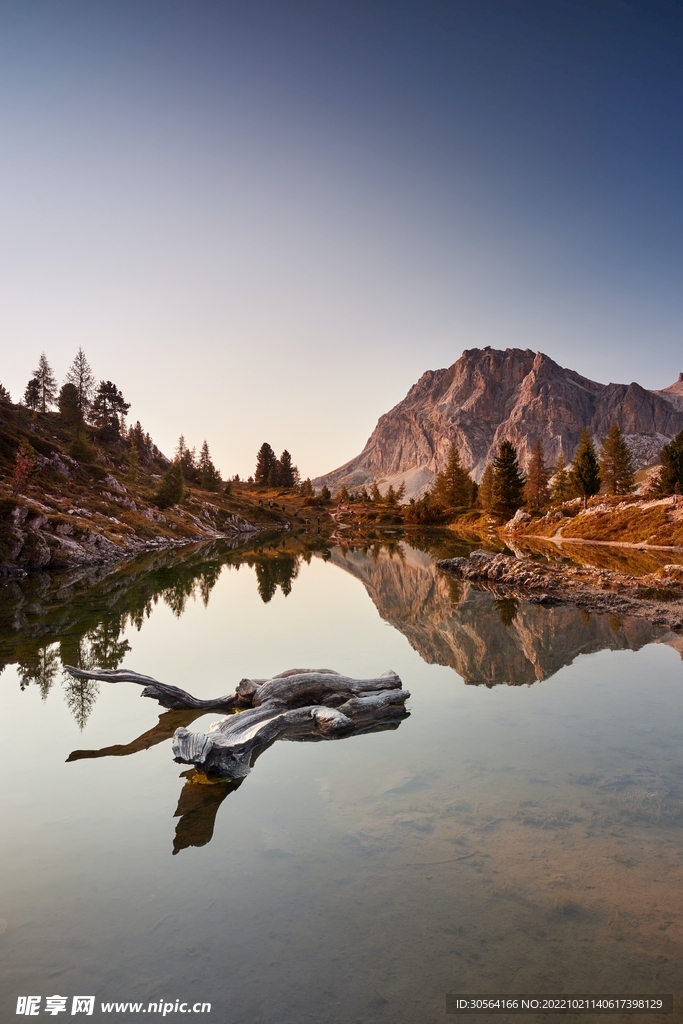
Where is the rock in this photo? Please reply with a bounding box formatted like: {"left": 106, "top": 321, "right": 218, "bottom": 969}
{"left": 104, "top": 474, "right": 127, "bottom": 494}
{"left": 504, "top": 509, "right": 531, "bottom": 532}
{"left": 312, "top": 347, "right": 683, "bottom": 500}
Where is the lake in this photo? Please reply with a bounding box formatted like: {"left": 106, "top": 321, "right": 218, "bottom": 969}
{"left": 1, "top": 536, "right": 681, "bottom": 1022}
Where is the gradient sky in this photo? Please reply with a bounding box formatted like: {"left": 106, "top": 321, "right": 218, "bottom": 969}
{"left": 2, "top": 0, "right": 683, "bottom": 479}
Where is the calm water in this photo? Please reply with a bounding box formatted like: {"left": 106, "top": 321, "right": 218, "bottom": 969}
{"left": 1, "top": 538, "right": 682, "bottom": 1022}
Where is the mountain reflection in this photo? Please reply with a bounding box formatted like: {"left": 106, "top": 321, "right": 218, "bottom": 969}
{"left": 328, "top": 544, "right": 675, "bottom": 686}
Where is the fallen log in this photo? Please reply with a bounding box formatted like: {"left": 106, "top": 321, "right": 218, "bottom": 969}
{"left": 63, "top": 665, "right": 409, "bottom": 778}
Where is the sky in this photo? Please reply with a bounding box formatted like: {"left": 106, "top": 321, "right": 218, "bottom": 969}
{"left": 1, "top": 0, "right": 683, "bottom": 479}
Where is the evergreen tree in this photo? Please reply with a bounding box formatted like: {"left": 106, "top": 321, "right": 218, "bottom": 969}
{"left": 320, "top": 484, "right": 331, "bottom": 501}
{"left": 492, "top": 441, "right": 525, "bottom": 519}
{"left": 524, "top": 438, "right": 550, "bottom": 509}
{"left": 255, "top": 442, "right": 277, "bottom": 485}
{"left": 599, "top": 424, "right": 635, "bottom": 495}
{"left": 58, "top": 382, "right": 81, "bottom": 425}
{"left": 65, "top": 347, "right": 96, "bottom": 421}
{"left": 432, "top": 443, "right": 474, "bottom": 508}
{"left": 477, "top": 464, "right": 495, "bottom": 511}
{"left": 32, "top": 353, "right": 57, "bottom": 412}
{"left": 91, "top": 380, "right": 130, "bottom": 438}
{"left": 570, "top": 429, "right": 601, "bottom": 506}
{"left": 199, "top": 440, "right": 220, "bottom": 491}
{"left": 175, "top": 435, "right": 197, "bottom": 481}
{"left": 23, "top": 378, "right": 41, "bottom": 411}
{"left": 0, "top": 382, "right": 10, "bottom": 403}
{"left": 550, "top": 452, "right": 572, "bottom": 504}
{"left": 267, "top": 460, "right": 282, "bottom": 487}
{"left": 130, "top": 421, "right": 148, "bottom": 460}
{"left": 370, "top": 481, "right": 382, "bottom": 503}
{"left": 154, "top": 461, "right": 184, "bottom": 508}
{"left": 654, "top": 430, "right": 683, "bottom": 495}
{"left": 299, "top": 477, "right": 314, "bottom": 497}
{"left": 278, "top": 450, "right": 295, "bottom": 488}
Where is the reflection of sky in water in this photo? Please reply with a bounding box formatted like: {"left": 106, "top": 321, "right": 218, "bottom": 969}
{"left": 0, "top": 545, "right": 681, "bottom": 1021}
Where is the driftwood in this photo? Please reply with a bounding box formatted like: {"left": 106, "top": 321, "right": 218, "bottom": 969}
{"left": 63, "top": 665, "right": 410, "bottom": 779}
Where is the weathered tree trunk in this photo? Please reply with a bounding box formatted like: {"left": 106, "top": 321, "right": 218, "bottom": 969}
{"left": 63, "top": 665, "right": 410, "bottom": 778}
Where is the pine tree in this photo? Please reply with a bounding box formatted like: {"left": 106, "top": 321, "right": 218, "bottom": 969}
{"left": 154, "top": 461, "right": 184, "bottom": 508}
{"left": 278, "top": 450, "right": 295, "bottom": 488}
{"left": 570, "top": 429, "right": 601, "bottom": 507}
{"left": 432, "top": 444, "right": 474, "bottom": 508}
{"left": 524, "top": 438, "right": 550, "bottom": 509}
{"left": 550, "top": 451, "right": 572, "bottom": 504}
{"left": 65, "top": 347, "right": 96, "bottom": 422}
{"left": 477, "top": 464, "right": 495, "bottom": 511}
{"left": 599, "top": 424, "right": 635, "bottom": 495}
{"left": 492, "top": 441, "right": 525, "bottom": 519}
{"left": 91, "top": 380, "right": 130, "bottom": 438}
{"left": 58, "top": 382, "right": 81, "bottom": 425}
{"left": 320, "top": 484, "right": 331, "bottom": 501}
{"left": 255, "top": 442, "right": 277, "bottom": 485}
{"left": 299, "top": 477, "right": 314, "bottom": 497}
{"left": 0, "top": 382, "right": 10, "bottom": 403}
{"left": 199, "top": 440, "right": 220, "bottom": 491}
{"left": 654, "top": 430, "right": 683, "bottom": 495}
{"left": 371, "top": 481, "right": 382, "bottom": 503}
{"left": 33, "top": 353, "right": 57, "bottom": 413}
{"left": 23, "top": 378, "right": 41, "bottom": 411}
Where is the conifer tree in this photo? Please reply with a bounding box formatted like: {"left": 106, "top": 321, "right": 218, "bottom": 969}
{"left": 570, "top": 429, "right": 601, "bottom": 507}
{"left": 492, "top": 441, "right": 525, "bottom": 519}
{"left": 33, "top": 353, "right": 57, "bottom": 412}
{"left": 255, "top": 442, "right": 277, "bottom": 485}
{"left": 320, "top": 484, "right": 331, "bottom": 501}
{"left": 65, "top": 347, "right": 96, "bottom": 421}
{"left": 91, "top": 380, "right": 130, "bottom": 438}
{"left": 432, "top": 443, "right": 474, "bottom": 508}
{"left": 599, "top": 424, "right": 635, "bottom": 495}
{"left": 278, "top": 450, "right": 296, "bottom": 488}
{"left": 550, "top": 451, "right": 572, "bottom": 504}
{"left": 371, "top": 481, "right": 382, "bottom": 503}
{"left": 58, "top": 382, "right": 81, "bottom": 425}
{"left": 0, "top": 382, "right": 10, "bottom": 403}
{"left": 154, "top": 461, "right": 184, "bottom": 508}
{"left": 299, "top": 477, "right": 314, "bottom": 498}
{"left": 524, "top": 438, "right": 550, "bottom": 509}
{"left": 654, "top": 430, "right": 683, "bottom": 495}
{"left": 23, "top": 378, "right": 41, "bottom": 411}
{"left": 199, "top": 440, "right": 220, "bottom": 491}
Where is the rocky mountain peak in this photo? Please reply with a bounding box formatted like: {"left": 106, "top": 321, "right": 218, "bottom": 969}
{"left": 313, "top": 347, "right": 683, "bottom": 500}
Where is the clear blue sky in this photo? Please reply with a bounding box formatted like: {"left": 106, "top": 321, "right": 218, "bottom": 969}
{"left": 2, "top": 1, "right": 682, "bottom": 478}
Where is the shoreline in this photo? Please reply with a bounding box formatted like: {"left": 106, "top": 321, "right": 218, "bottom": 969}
{"left": 436, "top": 549, "right": 683, "bottom": 632}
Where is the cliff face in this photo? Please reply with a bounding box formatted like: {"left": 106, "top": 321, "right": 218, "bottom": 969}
{"left": 329, "top": 544, "right": 668, "bottom": 687}
{"left": 314, "top": 348, "right": 683, "bottom": 498}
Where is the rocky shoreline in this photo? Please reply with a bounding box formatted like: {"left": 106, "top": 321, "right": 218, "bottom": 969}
{"left": 0, "top": 497, "right": 261, "bottom": 577}
{"left": 437, "top": 550, "right": 683, "bottom": 631}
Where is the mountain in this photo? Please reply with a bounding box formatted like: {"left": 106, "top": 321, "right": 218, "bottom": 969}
{"left": 313, "top": 348, "right": 683, "bottom": 499}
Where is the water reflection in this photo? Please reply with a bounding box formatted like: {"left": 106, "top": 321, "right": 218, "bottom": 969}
{"left": 4, "top": 534, "right": 680, "bottom": 727}
{"left": 66, "top": 702, "right": 408, "bottom": 854}
{"left": 329, "top": 544, "right": 678, "bottom": 686}
{"left": 0, "top": 536, "right": 329, "bottom": 724}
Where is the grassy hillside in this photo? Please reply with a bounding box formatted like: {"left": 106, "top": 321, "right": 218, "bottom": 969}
{"left": 0, "top": 401, "right": 331, "bottom": 570}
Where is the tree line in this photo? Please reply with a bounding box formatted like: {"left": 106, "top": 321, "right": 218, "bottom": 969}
{"left": 404, "top": 424, "right": 641, "bottom": 523}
